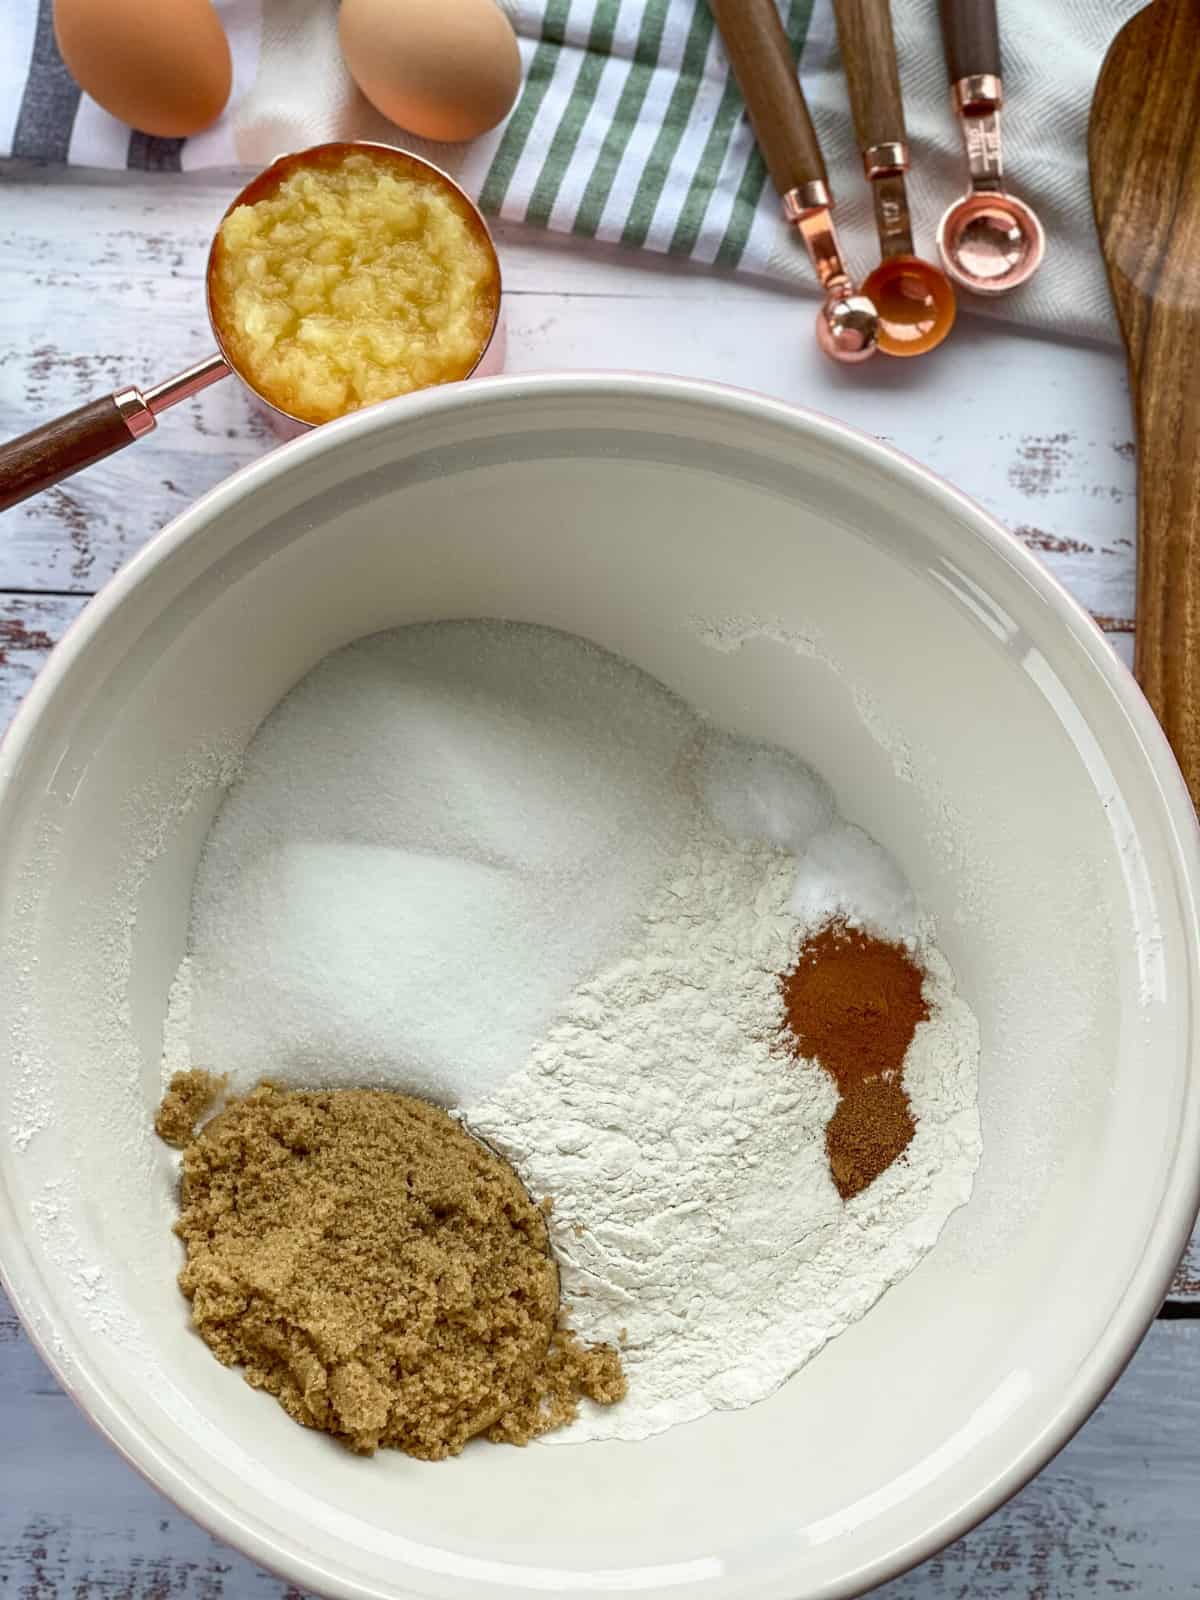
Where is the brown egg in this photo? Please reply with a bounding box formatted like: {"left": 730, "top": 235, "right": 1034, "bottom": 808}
{"left": 53, "top": 0, "right": 232, "bottom": 138}
{"left": 339, "top": 0, "right": 522, "bottom": 144}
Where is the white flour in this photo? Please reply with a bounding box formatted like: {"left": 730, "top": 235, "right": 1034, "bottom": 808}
{"left": 162, "top": 621, "right": 982, "bottom": 1441}
{"left": 466, "top": 818, "right": 981, "bottom": 1443}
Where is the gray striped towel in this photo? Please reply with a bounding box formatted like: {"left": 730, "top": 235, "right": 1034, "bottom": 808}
{"left": 2, "top": 0, "right": 1138, "bottom": 343}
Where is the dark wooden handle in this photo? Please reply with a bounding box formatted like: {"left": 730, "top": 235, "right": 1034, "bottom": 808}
{"left": 832, "top": 0, "right": 906, "bottom": 152}
{"left": 939, "top": 0, "right": 1001, "bottom": 83}
{"left": 709, "top": 0, "right": 826, "bottom": 194}
{"left": 0, "top": 396, "right": 135, "bottom": 513}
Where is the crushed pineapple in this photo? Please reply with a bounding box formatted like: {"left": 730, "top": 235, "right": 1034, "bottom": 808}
{"left": 209, "top": 147, "right": 500, "bottom": 425}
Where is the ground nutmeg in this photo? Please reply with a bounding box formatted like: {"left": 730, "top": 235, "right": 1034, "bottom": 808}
{"left": 780, "top": 921, "right": 929, "bottom": 1199}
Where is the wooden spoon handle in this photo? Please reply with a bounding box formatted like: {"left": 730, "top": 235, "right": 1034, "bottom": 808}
{"left": 1132, "top": 374, "right": 1200, "bottom": 797}
{"left": 0, "top": 396, "right": 136, "bottom": 513}
{"left": 1089, "top": 0, "right": 1200, "bottom": 805}
{"left": 939, "top": 0, "right": 1001, "bottom": 83}
{"left": 832, "top": 0, "right": 907, "bottom": 152}
{"left": 710, "top": 0, "right": 827, "bottom": 195}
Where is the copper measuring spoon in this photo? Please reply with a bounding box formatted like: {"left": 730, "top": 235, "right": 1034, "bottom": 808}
{"left": 710, "top": 0, "right": 878, "bottom": 363}
{"left": 0, "top": 143, "right": 502, "bottom": 514}
{"left": 936, "top": 0, "right": 1045, "bottom": 295}
{"left": 832, "top": 0, "right": 955, "bottom": 356}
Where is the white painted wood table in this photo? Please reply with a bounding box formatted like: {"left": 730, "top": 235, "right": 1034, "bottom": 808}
{"left": 1, "top": 161, "right": 1197, "bottom": 1598}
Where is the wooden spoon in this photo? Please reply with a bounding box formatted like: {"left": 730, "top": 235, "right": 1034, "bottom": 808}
{"left": 1089, "top": 0, "right": 1200, "bottom": 806}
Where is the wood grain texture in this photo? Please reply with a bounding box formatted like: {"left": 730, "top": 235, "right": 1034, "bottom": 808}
{"left": 0, "top": 167, "right": 267, "bottom": 591}
{"left": 1176, "top": 1231, "right": 1200, "bottom": 1299}
{"left": 709, "top": 0, "right": 828, "bottom": 195}
{"left": 832, "top": 0, "right": 907, "bottom": 154}
{"left": 1, "top": 1283, "right": 1197, "bottom": 1598}
{"left": 1090, "top": 0, "right": 1200, "bottom": 808}
{"left": 0, "top": 593, "right": 88, "bottom": 728}
{"left": 0, "top": 395, "right": 134, "bottom": 514}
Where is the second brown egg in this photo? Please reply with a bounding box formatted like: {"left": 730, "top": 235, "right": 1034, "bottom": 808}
{"left": 339, "top": 0, "right": 523, "bottom": 144}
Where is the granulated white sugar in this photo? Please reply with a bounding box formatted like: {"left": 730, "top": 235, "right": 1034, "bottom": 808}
{"left": 172, "top": 623, "right": 698, "bottom": 1103}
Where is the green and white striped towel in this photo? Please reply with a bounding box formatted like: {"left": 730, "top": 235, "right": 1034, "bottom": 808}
{"left": 463, "top": 0, "right": 814, "bottom": 277}
{"left": 3, "top": 0, "right": 1139, "bottom": 342}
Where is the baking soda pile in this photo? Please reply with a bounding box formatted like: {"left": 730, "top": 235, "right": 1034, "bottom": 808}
{"left": 163, "top": 621, "right": 982, "bottom": 1442}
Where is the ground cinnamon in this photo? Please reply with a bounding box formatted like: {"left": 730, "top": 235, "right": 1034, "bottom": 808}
{"left": 780, "top": 921, "right": 928, "bottom": 1199}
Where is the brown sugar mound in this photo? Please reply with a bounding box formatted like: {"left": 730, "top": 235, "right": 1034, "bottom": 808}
{"left": 155, "top": 1067, "right": 225, "bottom": 1148}
{"left": 780, "top": 922, "right": 928, "bottom": 1200}
{"left": 162, "top": 1076, "right": 625, "bottom": 1458}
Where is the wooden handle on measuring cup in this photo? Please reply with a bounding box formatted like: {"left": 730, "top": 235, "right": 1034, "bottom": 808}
{"left": 0, "top": 395, "right": 138, "bottom": 513}
{"left": 709, "top": 0, "right": 828, "bottom": 195}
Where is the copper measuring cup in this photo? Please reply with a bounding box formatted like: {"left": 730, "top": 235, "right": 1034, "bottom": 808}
{"left": 832, "top": 0, "right": 956, "bottom": 356}
{"left": 935, "top": 0, "right": 1045, "bottom": 295}
{"left": 710, "top": 0, "right": 878, "bottom": 363}
{"left": 0, "top": 142, "right": 503, "bottom": 515}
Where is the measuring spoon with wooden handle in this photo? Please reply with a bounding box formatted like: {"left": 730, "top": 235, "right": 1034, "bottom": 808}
{"left": 1090, "top": 0, "right": 1200, "bottom": 806}
{"left": 709, "top": 0, "right": 878, "bottom": 362}
{"left": 832, "top": 0, "right": 956, "bottom": 355}
{"left": 936, "top": 0, "right": 1044, "bottom": 294}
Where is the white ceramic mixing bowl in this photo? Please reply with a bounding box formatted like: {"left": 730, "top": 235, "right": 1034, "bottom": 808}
{"left": 1, "top": 375, "right": 1197, "bottom": 1599}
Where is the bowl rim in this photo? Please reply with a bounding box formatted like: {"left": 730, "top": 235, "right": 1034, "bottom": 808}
{"left": 1, "top": 370, "right": 1198, "bottom": 1600}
